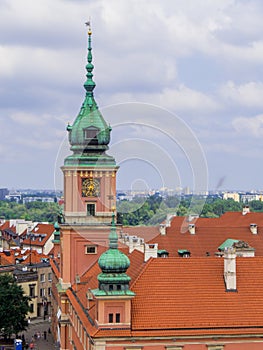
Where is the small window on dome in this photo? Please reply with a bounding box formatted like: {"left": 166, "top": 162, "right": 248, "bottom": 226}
{"left": 109, "top": 284, "right": 113, "bottom": 291}
{"left": 84, "top": 126, "right": 99, "bottom": 145}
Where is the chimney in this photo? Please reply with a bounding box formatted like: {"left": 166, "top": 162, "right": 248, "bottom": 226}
{"left": 188, "top": 223, "right": 195, "bottom": 235}
{"left": 224, "top": 247, "right": 237, "bottom": 291}
{"left": 159, "top": 224, "right": 166, "bottom": 235}
{"left": 250, "top": 223, "right": 257, "bottom": 234}
{"left": 144, "top": 243, "right": 158, "bottom": 262}
{"left": 242, "top": 205, "right": 250, "bottom": 215}
{"left": 159, "top": 214, "right": 176, "bottom": 235}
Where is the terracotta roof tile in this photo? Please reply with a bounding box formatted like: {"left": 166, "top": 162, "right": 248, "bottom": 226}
{"left": 20, "top": 223, "right": 54, "bottom": 247}
{"left": 147, "top": 212, "right": 263, "bottom": 257}
{"left": 123, "top": 226, "right": 160, "bottom": 242}
{"left": 131, "top": 257, "right": 263, "bottom": 335}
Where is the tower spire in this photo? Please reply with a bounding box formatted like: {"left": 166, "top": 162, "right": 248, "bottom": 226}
{"left": 109, "top": 213, "right": 118, "bottom": 249}
{"left": 84, "top": 21, "right": 96, "bottom": 96}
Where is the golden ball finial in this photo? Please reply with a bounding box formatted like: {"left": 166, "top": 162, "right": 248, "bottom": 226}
{"left": 85, "top": 20, "right": 92, "bottom": 35}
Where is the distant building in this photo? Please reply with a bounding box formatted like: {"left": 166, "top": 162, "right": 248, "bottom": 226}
{"left": 0, "top": 250, "right": 52, "bottom": 320}
{"left": 223, "top": 191, "right": 240, "bottom": 202}
{"left": 240, "top": 193, "right": 260, "bottom": 203}
{"left": 22, "top": 196, "right": 55, "bottom": 204}
{"left": 0, "top": 188, "right": 8, "bottom": 200}
{"left": 5, "top": 191, "right": 21, "bottom": 202}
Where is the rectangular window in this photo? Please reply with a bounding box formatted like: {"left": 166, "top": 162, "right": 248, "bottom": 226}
{"left": 109, "top": 313, "right": 113, "bottom": 323}
{"left": 84, "top": 128, "right": 98, "bottom": 140}
{"left": 40, "top": 288, "right": 45, "bottom": 297}
{"left": 48, "top": 273, "right": 52, "bottom": 281}
{"left": 116, "top": 313, "right": 120, "bottom": 323}
{"left": 85, "top": 245, "right": 97, "bottom": 254}
{"left": 48, "top": 287, "right": 51, "bottom": 296}
{"left": 29, "top": 284, "right": 35, "bottom": 297}
{"left": 207, "top": 346, "right": 224, "bottom": 350}
{"left": 40, "top": 273, "right": 45, "bottom": 283}
{"left": 87, "top": 204, "right": 95, "bottom": 216}
{"left": 29, "top": 304, "right": 34, "bottom": 313}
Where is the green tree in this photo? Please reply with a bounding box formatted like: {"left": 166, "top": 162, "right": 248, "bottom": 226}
{"left": 250, "top": 200, "right": 263, "bottom": 212}
{"left": 0, "top": 274, "right": 31, "bottom": 339}
{"left": 0, "top": 200, "right": 60, "bottom": 223}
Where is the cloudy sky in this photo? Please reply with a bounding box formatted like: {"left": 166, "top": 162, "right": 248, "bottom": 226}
{"left": 1, "top": 0, "right": 263, "bottom": 192}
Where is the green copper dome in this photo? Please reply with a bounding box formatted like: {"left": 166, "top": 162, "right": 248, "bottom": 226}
{"left": 98, "top": 216, "right": 130, "bottom": 273}
{"left": 93, "top": 214, "right": 134, "bottom": 296}
{"left": 64, "top": 25, "right": 115, "bottom": 167}
{"left": 98, "top": 248, "right": 130, "bottom": 273}
{"left": 54, "top": 222, "right": 60, "bottom": 230}
{"left": 52, "top": 221, "right": 60, "bottom": 243}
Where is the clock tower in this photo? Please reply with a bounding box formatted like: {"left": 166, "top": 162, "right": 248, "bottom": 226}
{"left": 61, "top": 24, "right": 118, "bottom": 226}
{"left": 59, "top": 24, "right": 118, "bottom": 286}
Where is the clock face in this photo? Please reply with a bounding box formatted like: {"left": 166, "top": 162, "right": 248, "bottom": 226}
{"left": 82, "top": 178, "right": 100, "bottom": 197}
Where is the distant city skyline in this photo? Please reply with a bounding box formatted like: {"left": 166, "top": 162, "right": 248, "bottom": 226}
{"left": 1, "top": 0, "right": 263, "bottom": 191}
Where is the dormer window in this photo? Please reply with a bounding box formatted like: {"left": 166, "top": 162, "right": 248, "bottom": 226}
{"left": 84, "top": 126, "right": 99, "bottom": 145}
{"left": 85, "top": 245, "right": 97, "bottom": 254}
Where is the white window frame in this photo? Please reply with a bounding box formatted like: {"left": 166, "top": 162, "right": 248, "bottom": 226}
{"left": 85, "top": 245, "right": 97, "bottom": 254}
{"left": 207, "top": 345, "right": 224, "bottom": 350}
{"left": 40, "top": 273, "right": 45, "bottom": 283}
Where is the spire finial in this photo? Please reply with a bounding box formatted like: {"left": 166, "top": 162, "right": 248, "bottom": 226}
{"left": 109, "top": 213, "right": 118, "bottom": 249}
{"left": 84, "top": 20, "right": 96, "bottom": 98}
{"left": 85, "top": 19, "right": 92, "bottom": 35}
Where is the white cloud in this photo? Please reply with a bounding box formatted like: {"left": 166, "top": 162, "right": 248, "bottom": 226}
{"left": 158, "top": 86, "right": 219, "bottom": 112}
{"left": 10, "top": 112, "right": 48, "bottom": 126}
{"left": 2, "top": 0, "right": 263, "bottom": 189}
{"left": 99, "top": 85, "right": 219, "bottom": 114}
{"left": 232, "top": 114, "right": 263, "bottom": 137}
{"left": 219, "top": 81, "right": 263, "bottom": 107}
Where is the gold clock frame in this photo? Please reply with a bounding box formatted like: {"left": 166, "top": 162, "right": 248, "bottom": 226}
{"left": 82, "top": 178, "right": 100, "bottom": 197}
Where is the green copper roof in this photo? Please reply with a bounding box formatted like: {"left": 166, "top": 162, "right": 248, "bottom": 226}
{"left": 64, "top": 24, "right": 114, "bottom": 167}
{"left": 218, "top": 238, "right": 239, "bottom": 251}
{"left": 98, "top": 215, "right": 130, "bottom": 273}
{"left": 96, "top": 214, "right": 134, "bottom": 296}
{"left": 92, "top": 288, "right": 135, "bottom": 297}
{"left": 178, "top": 249, "right": 190, "bottom": 254}
{"left": 54, "top": 222, "right": 60, "bottom": 230}
{"left": 52, "top": 221, "right": 60, "bottom": 243}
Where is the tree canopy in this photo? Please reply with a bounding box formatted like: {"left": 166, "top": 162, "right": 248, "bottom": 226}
{"left": 1, "top": 196, "right": 263, "bottom": 227}
{"left": 117, "top": 195, "right": 263, "bottom": 226}
{"left": 0, "top": 274, "right": 31, "bottom": 339}
{"left": 0, "top": 200, "right": 59, "bottom": 223}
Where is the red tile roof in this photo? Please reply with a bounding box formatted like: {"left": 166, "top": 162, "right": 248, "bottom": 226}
{"left": 122, "top": 226, "right": 160, "bottom": 242}
{"left": 66, "top": 254, "right": 263, "bottom": 338}
{"left": 130, "top": 257, "right": 263, "bottom": 336}
{"left": 20, "top": 223, "right": 54, "bottom": 247}
{"left": 148, "top": 212, "right": 263, "bottom": 257}
{"left": 56, "top": 212, "right": 263, "bottom": 340}
{"left": 0, "top": 248, "right": 48, "bottom": 265}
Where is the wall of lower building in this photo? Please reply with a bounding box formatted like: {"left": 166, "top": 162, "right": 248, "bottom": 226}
{"left": 91, "top": 338, "right": 263, "bottom": 350}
